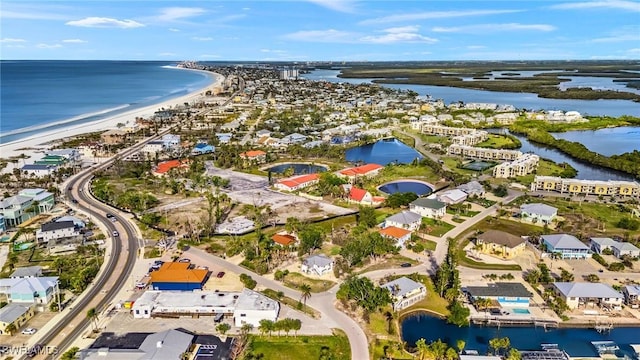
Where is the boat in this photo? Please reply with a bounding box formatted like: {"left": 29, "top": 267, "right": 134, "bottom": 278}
{"left": 630, "top": 344, "right": 640, "bottom": 359}
{"left": 591, "top": 341, "right": 620, "bottom": 355}
{"left": 541, "top": 344, "right": 560, "bottom": 351}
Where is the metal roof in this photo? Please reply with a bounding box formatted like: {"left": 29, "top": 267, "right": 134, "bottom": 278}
{"left": 553, "top": 282, "right": 623, "bottom": 299}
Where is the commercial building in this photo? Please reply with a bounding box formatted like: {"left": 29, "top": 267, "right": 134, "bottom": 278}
{"left": 275, "top": 173, "right": 320, "bottom": 192}
{"left": 0, "top": 188, "right": 55, "bottom": 228}
{"left": 149, "top": 262, "right": 209, "bottom": 291}
{"left": 466, "top": 282, "right": 533, "bottom": 308}
{"left": 409, "top": 198, "right": 447, "bottom": 219}
{"left": 492, "top": 154, "right": 540, "bottom": 178}
{"left": 234, "top": 288, "right": 280, "bottom": 327}
{"left": 475, "top": 230, "right": 526, "bottom": 259}
{"left": 553, "top": 282, "right": 623, "bottom": 310}
{"left": 0, "top": 304, "right": 34, "bottom": 336}
{"left": 520, "top": 203, "right": 558, "bottom": 224}
{"left": 447, "top": 145, "right": 522, "bottom": 161}
{"left": 542, "top": 234, "right": 591, "bottom": 259}
{"left": 530, "top": 176, "right": 640, "bottom": 197}
{"left": 381, "top": 277, "right": 426, "bottom": 311}
{"left": 590, "top": 237, "right": 640, "bottom": 258}
{"left": 301, "top": 254, "right": 334, "bottom": 276}
{"left": 80, "top": 328, "right": 194, "bottom": 360}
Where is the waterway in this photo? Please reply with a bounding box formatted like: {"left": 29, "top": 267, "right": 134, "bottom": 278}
{"left": 401, "top": 314, "right": 640, "bottom": 358}
{"left": 550, "top": 126, "right": 640, "bottom": 157}
{"left": 345, "top": 138, "right": 422, "bottom": 165}
{"left": 303, "top": 69, "right": 640, "bottom": 117}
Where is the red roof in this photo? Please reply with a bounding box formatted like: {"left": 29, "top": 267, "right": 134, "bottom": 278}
{"left": 349, "top": 187, "right": 369, "bottom": 202}
{"left": 240, "top": 150, "right": 266, "bottom": 158}
{"left": 277, "top": 173, "right": 319, "bottom": 189}
{"left": 150, "top": 262, "right": 209, "bottom": 283}
{"left": 272, "top": 234, "right": 297, "bottom": 246}
{"left": 379, "top": 226, "right": 412, "bottom": 239}
{"left": 155, "top": 160, "right": 188, "bottom": 174}
{"left": 339, "top": 163, "right": 383, "bottom": 177}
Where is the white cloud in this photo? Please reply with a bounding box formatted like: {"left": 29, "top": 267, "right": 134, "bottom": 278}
{"left": 192, "top": 37, "right": 213, "bottom": 41}
{"left": 307, "top": 0, "right": 357, "bottom": 13}
{"left": 199, "top": 54, "right": 222, "bottom": 59}
{"left": 591, "top": 26, "right": 640, "bottom": 42}
{"left": 155, "top": 7, "right": 206, "bottom": 21}
{"left": 360, "top": 26, "right": 437, "bottom": 44}
{"left": 433, "top": 23, "right": 556, "bottom": 33}
{"left": 37, "top": 43, "right": 63, "bottom": 49}
{"left": 242, "top": 7, "right": 251, "bottom": 11}
{"left": 550, "top": 0, "right": 640, "bottom": 12}
{"left": 66, "top": 17, "right": 144, "bottom": 28}
{"left": 62, "top": 39, "right": 87, "bottom": 43}
{"left": 627, "top": 48, "right": 640, "bottom": 53}
{"left": 169, "top": 28, "right": 180, "bottom": 32}
{"left": 0, "top": 38, "right": 26, "bottom": 43}
{"left": 158, "top": 52, "right": 177, "bottom": 56}
{"left": 360, "top": 9, "right": 521, "bottom": 25}
{"left": 283, "top": 29, "right": 356, "bottom": 43}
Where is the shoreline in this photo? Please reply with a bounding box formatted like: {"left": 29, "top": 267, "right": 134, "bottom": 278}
{"left": 0, "top": 67, "right": 224, "bottom": 166}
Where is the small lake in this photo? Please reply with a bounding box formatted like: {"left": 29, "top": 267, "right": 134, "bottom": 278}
{"left": 378, "top": 180, "right": 433, "bottom": 196}
{"left": 266, "top": 163, "right": 327, "bottom": 174}
{"left": 345, "top": 138, "right": 422, "bottom": 165}
{"left": 551, "top": 126, "right": 640, "bottom": 156}
{"left": 488, "top": 129, "right": 637, "bottom": 182}
{"left": 303, "top": 70, "right": 640, "bottom": 117}
{"left": 401, "top": 314, "right": 640, "bottom": 358}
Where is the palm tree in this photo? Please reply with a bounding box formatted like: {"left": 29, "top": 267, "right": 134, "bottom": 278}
{"left": 258, "top": 319, "right": 274, "bottom": 337}
{"left": 415, "top": 338, "right": 428, "bottom": 360}
{"left": 456, "top": 339, "right": 466, "bottom": 354}
{"left": 300, "top": 284, "right": 312, "bottom": 307}
{"left": 86, "top": 307, "right": 98, "bottom": 332}
{"left": 384, "top": 311, "right": 395, "bottom": 334}
{"left": 4, "top": 323, "right": 17, "bottom": 336}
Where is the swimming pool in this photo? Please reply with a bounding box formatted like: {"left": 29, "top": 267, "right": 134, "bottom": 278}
{"left": 512, "top": 308, "right": 530, "bottom": 315}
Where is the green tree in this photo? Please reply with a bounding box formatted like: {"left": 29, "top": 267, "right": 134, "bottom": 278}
{"left": 415, "top": 338, "right": 429, "bottom": 360}
{"left": 358, "top": 205, "right": 377, "bottom": 228}
{"left": 456, "top": 339, "right": 466, "bottom": 353}
{"left": 258, "top": 319, "right": 274, "bottom": 336}
{"left": 300, "top": 284, "right": 312, "bottom": 307}
{"left": 298, "top": 226, "right": 324, "bottom": 255}
{"left": 86, "top": 307, "right": 98, "bottom": 332}
{"left": 446, "top": 301, "right": 470, "bottom": 327}
{"left": 216, "top": 323, "right": 231, "bottom": 335}
{"left": 61, "top": 347, "right": 80, "bottom": 360}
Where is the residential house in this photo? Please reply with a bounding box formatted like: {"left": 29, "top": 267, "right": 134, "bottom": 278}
{"left": 590, "top": 237, "right": 640, "bottom": 258}
{"left": 280, "top": 133, "right": 307, "bottom": 145}
{"left": 54, "top": 215, "right": 86, "bottom": 228}
{"left": 301, "top": 255, "right": 334, "bottom": 276}
{"left": 100, "top": 129, "right": 127, "bottom": 145}
{"left": 378, "top": 226, "right": 412, "bottom": 248}
{"left": 553, "top": 282, "right": 623, "bottom": 310}
{"left": 0, "top": 276, "right": 59, "bottom": 306}
{"left": 46, "top": 148, "right": 80, "bottom": 162}
{"left": 271, "top": 233, "right": 297, "bottom": 248}
{"left": 161, "top": 134, "right": 181, "bottom": 150}
{"left": 338, "top": 164, "right": 384, "bottom": 181}
{"left": 216, "top": 217, "right": 255, "bottom": 234}
{"left": 191, "top": 143, "right": 215, "bottom": 155}
{"left": 141, "top": 140, "right": 165, "bottom": 155}
{"left": 542, "top": 234, "right": 591, "bottom": 259}
{"left": 457, "top": 181, "right": 486, "bottom": 197}
{"left": 381, "top": 277, "right": 426, "bottom": 311}
{"left": 34, "top": 155, "right": 67, "bottom": 167}
{"left": 10, "top": 266, "right": 43, "bottom": 279}
{"left": 233, "top": 288, "right": 280, "bottom": 327}
{"left": 152, "top": 159, "right": 189, "bottom": 176}
{"left": 437, "top": 189, "right": 468, "bottom": 205}
{"left": 466, "top": 282, "right": 533, "bottom": 308}
{"left": 383, "top": 211, "right": 422, "bottom": 231}
{"left": 239, "top": 150, "right": 267, "bottom": 165}
{"left": 622, "top": 285, "right": 640, "bottom": 308}
{"left": 520, "top": 203, "right": 558, "bottom": 224}
{"left": 20, "top": 164, "right": 57, "bottom": 177}
{"left": 409, "top": 198, "right": 447, "bottom": 219}
{"left": 475, "top": 230, "right": 526, "bottom": 259}
{"left": 35, "top": 221, "right": 80, "bottom": 244}
{"left": 0, "top": 188, "right": 55, "bottom": 228}
{"left": 0, "top": 304, "right": 34, "bottom": 336}
{"left": 345, "top": 185, "right": 385, "bottom": 206}
{"left": 275, "top": 173, "right": 320, "bottom": 192}
{"left": 216, "top": 133, "right": 233, "bottom": 144}
{"left": 255, "top": 129, "right": 271, "bottom": 138}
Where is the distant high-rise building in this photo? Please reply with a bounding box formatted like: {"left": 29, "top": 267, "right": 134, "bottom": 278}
{"left": 279, "top": 68, "right": 299, "bottom": 80}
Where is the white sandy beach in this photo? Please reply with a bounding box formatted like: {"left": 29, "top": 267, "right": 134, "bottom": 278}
{"left": 0, "top": 67, "right": 224, "bottom": 170}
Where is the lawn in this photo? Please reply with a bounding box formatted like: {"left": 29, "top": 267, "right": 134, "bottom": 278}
{"left": 440, "top": 157, "right": 483, "bottom": 176}
{"left": 248, "top": 330, "right": 351, "bottom": 360}
{"left": 377, "top": 163, "right": 440, "bottom": 183}
{"left": 446, "top": 207, "right": 480, "bottom": 217}
{"left": 421, "top": 218, "right": 455, "bottom": 237}
{"left": 282, "top": 272, "right": 336, "bottom": 293}
{"left": 398, "top": 274, "right": 450, "bottom": 317}
{"left": 476, "top": 134, "right": 519, "bottom": 149}
{"left": 392, "top": 130, "right": 416, "bottom": 148}
{"left": 357, "top": 254, "right": 418, "bottom": 274}
{"left": 371, "top": 339, "right": 414, "bottom": 360}
{"left": 261, "top": 288, "right": 320, "bottom": 319}
{"left": 516, "top": 159, "right": 577, "bottom": 185}
{"left": 412, "top": 237, "right": 437, "bottom": 251}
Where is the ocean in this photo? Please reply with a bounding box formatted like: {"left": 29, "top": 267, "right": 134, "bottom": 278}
{"left": 0, "top": 61, "right": 215, "bottom": 144}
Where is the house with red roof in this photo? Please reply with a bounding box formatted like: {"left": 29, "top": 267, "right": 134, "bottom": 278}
{"left": 274, "top": 173, "right": 320, "bottom": 192}
{"left": 239, "top": 150, "right": 267, "bottom": 165}
{"left": 152, "top": 159, "right": 189, "bottom": 176}
{"left": 344, "top": 185, "right": 385, "bottom": 206}
{"left": 338, "top": 163, "right": 383, "bottom": 181}
{"left": 378, "top": 226, "right": 413, "bottom": 248}
{"left": 271, "top": 233, "right": 297, "bottom": 247}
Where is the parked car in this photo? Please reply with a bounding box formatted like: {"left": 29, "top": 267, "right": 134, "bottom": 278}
{"left": 216, "top": 271, "right": 226, "bottom": 278}
{"left": 400, "top": 262, "right": 412, "bottom": 268}
{"left": 21, "top": 328, "right": 37, "bottom": 335}
{"left": 178, "top": 258, "right": 191, "bottom": 263}
{"left": 71, "top": 198, "right": 78, "bottom": 204}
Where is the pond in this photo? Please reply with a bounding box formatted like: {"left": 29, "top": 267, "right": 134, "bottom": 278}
{"left": 550, "top": 126, "right": 640, "bottom": 157}
{"left": 378, "top": 180, "right": 433, "bottom": 196}
{"left": 401, "top": 313, "right": 640, "bottom": 358}
{"left": 345, "top": 138, "right": 422, "bottom": 165}
{"left": 265, "top": 163, "right": 327, "bottom": 175}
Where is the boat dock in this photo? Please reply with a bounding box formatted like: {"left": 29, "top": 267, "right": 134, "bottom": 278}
{"left": 471, "top": 315, "right": 559, "bottom": 328}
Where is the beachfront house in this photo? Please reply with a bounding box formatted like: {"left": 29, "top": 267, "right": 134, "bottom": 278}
{"left": 590, "top": 237, "right": 640, "bottom": 258}
{"left": 553, "top": 282, "right": 623, "bottom": 310}
{"left": 475, "top": 230, "right": 526, "bottom": 259}
{"left": 622, "top": 285, "right": 640, "bottom": 308}
{"left": 378, "top": 226, "right": 412, "bottom": 248}
{"left": 383, "top": 211, "right": 422, "bottom": 231}
{"left": 35, "top": 221, "right": 81, "bottom": 244}
{"left": 520, "top": 203, "right": 558, "bottom": 224}
{"left": 20, "top": 164, "right": 58, "bottom": 177}
{"left": 0, "top": 276, "right": 59, "bottom": 307}
{"left": 0, "top": 188, "right": 55, "bottom": 228}
{"left": 541, "top": 234, "right": 591, "bottom": 259}
{"left": 301, "top": 255, "right": 334, "bottom": 276}
{"left": 381, "top": 277, "right": 426, "bottom": 311}
{"left": 101, "top": 129, "right": 127, "bottom": 145}
{"left": 409, "top": 198, "right": 447, "bottom": 219}
{"left": 466, "top": 282, "right": 533, "bottom": 308}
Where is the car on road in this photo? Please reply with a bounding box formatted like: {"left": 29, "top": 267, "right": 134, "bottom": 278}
{"left": 21, "top": 328, "right": 37, "bottom": 335}
{"left": 400, "top": 262, "right": 412, "bottom": 268}
{"left": 216, "top": 271, "right": 226, "bottom": 278}
{"left": 71, "top": 198, "right": 78, "bottom": 204}
{"left": 27, "top": 344, "right": 43, "bottom": 358}
{"left": 178, "top": 258, "right": 191, "bottom": 263}
{"left": 106, "top": 213, "right": 117, "bottom": 222}
{"left": 0, "top": 345, "right": 10, "bottom": 354}
{"left": 68, "top": 186, "right": 73, "bottom": 190}
{"left": 112, "top": 231, "right": 119, "bottom": 237}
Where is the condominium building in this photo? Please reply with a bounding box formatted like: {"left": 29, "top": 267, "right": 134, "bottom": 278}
{"left": 530, "top": 176, "right": 640, "bottom": 197}
{"left": 447, "top": 145, "right": 522, "bottom": 161}
{"left": 493, "top": 154, "right": 540, "bottom": 178}
{"left": 451, "top": 130, "right": 489, "bottom": 146}
{"left": 422, "top": 125, "right": 480, "bottom": 137}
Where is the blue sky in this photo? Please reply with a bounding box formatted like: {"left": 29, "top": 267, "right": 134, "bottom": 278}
{"left": 1, "top": 0, "right": 639, "bottom": 60}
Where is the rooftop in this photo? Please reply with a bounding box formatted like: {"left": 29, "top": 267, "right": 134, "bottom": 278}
{"left": 303, "top": 254, "right": 333, "bottom": 268}
{"left": 277, "top": 173, "right": 319, "bottom": 188}
{"left": 240, "top": 150, "right": 266, "bottom": 158}
{"left": 134, "top": 290, "right": 239, "bottom": 309}
{"left": 477, "top": 230, "right": 525, "bottom": 249}
{"left": 385, "top": 211, "right": 422, "bottom": 225}
{"left": 542, "top": 234, "right": 590, "bottom": 251}
{"left": 235, "top": 288, "right": 279, "bottom": 312}
{"left": 521, "top": 203, "right": 558, "bottom": 217}
{"left": 150, "top": 262, "right": 209, "bottom": 284}
{"left": 272, "top": 234, "right": 296, "bottom": 246}
{"left": 410, "top": 198, "right": 446, "bottom": 210}
{"left": 381, "top": 277, "right": 424, "bottom": 298}
{"left": 379, "top": 226, "right": 412, "bottom": 239}
{"left": 339, "top": 163, "right": 383, "bottom": 176}
{"left": 10, "top": 266, "right": 43, "bottom": 278}
{"left": 554, "top": 282, "right": 623, "bottom": 299}
{"left": 0, "top": 303, "right": 30, "bottom": 324}
{"left": 41, "top": 220, "right": 75, "bottom": 232}
{"left": 466, "top": 282, "right": 533, "bottom": 298}
{"left": 0, "top": 276, "right": 58, "bottom": 294}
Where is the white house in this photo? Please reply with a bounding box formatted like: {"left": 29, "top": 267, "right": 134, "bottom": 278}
{"left": 383, "top": 211, "right": 422, "bottom": 231}
{"left": 457, "top": 181, "right": 485, "bottom": 197}
{"left": 520, "top": 203, "right": 558, "bottom": 224}
{"left": 216, "top": 217, "right": 255, "bottom": 234}
{"left": 0, "top": 276, "right": 59, "bottom": 306}
{"left": 381, "top": 277, "right": 426, "bottom": 311}
{"left": 274, "top": 173, "right": 319, "bottom": 192}
{"left": 590, "top": 237, "right": 640, "bottom": 258}
{"left": 141, "top": 140, "right": 165, "bottom": 155}
{"left": 301, "top": 254, "right": 334, "bottom": 276}
{"left": 233, "top": 288, "right": 280, "bottom": 327}
{"left": 553, "top": 282, "right": 623, "bottom": 310}
{"left": 437, "top": 189, "right": 468, "bottom": 204}
{"left": 542, "top": 234, "right": 591, "bottom": 259}
{"left": 35, "top": 221, "right": 80, "bottom": 244}
{"left": 409, "top": 198, "right": 447, "bottom": 219}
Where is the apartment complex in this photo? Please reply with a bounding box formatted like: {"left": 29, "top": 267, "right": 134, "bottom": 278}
{"left": 451, "top": 131, "right": 489, "bottom": 146}
{"left": 447, "top": 145, "right": 522, "bottom": 161}
{"left": 422, "top": 124, "right": 480, "bottom": 137}
{"left": 493, "top": 154, "right": 540, "bottom": 178}
{"left": 530, "top": 176, "right": 640, "bottom": 197}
